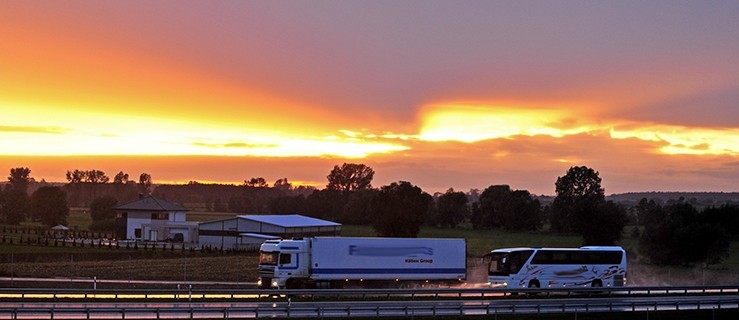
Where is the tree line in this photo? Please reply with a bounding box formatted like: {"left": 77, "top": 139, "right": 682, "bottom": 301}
{"left": 1, "top": 164, "right": 737, "bottom": 266}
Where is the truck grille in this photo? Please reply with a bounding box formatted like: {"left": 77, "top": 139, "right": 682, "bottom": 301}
{"left": 258, "top": 267, "right": 274, "bottom": 278}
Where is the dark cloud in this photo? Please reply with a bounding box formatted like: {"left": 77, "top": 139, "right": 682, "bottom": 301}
{"left": 624, "top": 87, "right": 739, "bottom": 128}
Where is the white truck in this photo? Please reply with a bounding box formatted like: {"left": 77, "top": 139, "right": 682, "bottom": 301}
{"left": 257, "top": 237, "right": 467, "bottom": 289}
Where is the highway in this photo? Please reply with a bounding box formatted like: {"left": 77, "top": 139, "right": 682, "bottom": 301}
{"left": 0, "top": 285, "right": 736, "bottom": 319}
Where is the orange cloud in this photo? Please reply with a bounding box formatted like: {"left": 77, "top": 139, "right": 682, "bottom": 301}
{"left": 416, "top": 102, "right": 739, "bottom": 156}
{"left": 417, "top": 103, "right": 596, "bottom": 142}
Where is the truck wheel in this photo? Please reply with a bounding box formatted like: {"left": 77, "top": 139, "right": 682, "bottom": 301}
{"left": 286, "top": 279, "right": 303, "bottom": 289}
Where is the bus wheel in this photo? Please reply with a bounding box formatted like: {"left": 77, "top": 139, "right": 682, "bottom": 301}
{"left": 590, "top": 280, "right": 604, "bottom": 295}
{"left": 527, "top": 280, "right": 541, "bottom": 296}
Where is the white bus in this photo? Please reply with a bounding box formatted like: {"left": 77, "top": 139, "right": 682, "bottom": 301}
{"left": 486, "top": 246, "right": 626, "bottom": 289}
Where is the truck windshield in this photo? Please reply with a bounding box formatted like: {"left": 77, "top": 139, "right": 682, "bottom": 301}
{"left": 259, "top": 251, "right": 279, "bottom": 265}
{"left": 488, "top": 250, "right": 533, "bottom": 276}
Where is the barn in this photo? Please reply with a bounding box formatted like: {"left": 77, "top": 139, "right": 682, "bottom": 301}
{"left": 198, "top": 214, "right": 341, "bottom": 250}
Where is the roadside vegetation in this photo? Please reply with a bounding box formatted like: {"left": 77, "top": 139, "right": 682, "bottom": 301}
{"left": 1, "top": 165, "right": 738, "bottom": 287}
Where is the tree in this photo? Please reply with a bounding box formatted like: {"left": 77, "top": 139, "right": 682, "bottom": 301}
{"left": 475, "top": 185, "right": 542, "bottom": 231}
{"left": 640, "top": 203, "right": 730, "bottom": 265}
{"left": 8, "top": 167, "right": 32, "bottom": 192}
{"left": 29, "top": 186, "right": 69, "bottom": 226}
{"left": 138, "top": 173, "right": 152, "bottom": 195}
{"left": 84, "top": 170, "right": 109, "bottom": 183}
{"left": 88, "top": 196, "right": 118, "bottom": 231}
{"left": 1, "top": 167, "right": 33, "bottom": 224}
{"left": 550, "top": 166, "right": 624, "bottom": 245}
{"left": 113, "top": 171, "right": 129, "bottom": 184}
{"left": 1, "top": 189, "right": 27, "bottom": 225}
{"left": 372, "top": 181, "right": 430, "bottom": 237}
{"left": 435, "top": 188, "right": 469, "bottom": 228}
{"left": 305, "top": 189, "right": 347, "bottom": 221}
{"left": 326, "top": 163, "right": 375, "bottom": 192}
{"left": 245, "top": 177, "right": 268, "bottom": 188}
{"left": 702, "top": 204, "right": 739, "bottom": 239}
{"left": 213, "top": 198, "right": 227, "bottom": 212}
{"left": 273, "top": 178, "right": 292, "bottom": 191}
{"left": 342, "top": 189, "right": 378, "bottom": 225}
{"left": 66, "top": 170, "right": 84, "bottom": 183}
{"left": 551, "top": 166, "right": 605, "bottom": 233}
{"left": 90, "top": 196, "right": 118, "bottom": 222}
{"left": 579, "top": 201, "right": 627, "bottom": 245}
{"left": 633, "top": 198, "right": 663, "bottom": 225}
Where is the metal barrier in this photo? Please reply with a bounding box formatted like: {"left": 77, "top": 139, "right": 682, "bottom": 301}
{"left": 0, "top": 284, "right": 738, "bottom": 301}
{"left": 0, "top": 296, "right": 737, "bottom": 319}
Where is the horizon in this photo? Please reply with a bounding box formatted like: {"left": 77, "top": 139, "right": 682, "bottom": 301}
{"left": 5, "top": 166, "right": 739, "bottom": 198}
{"left": 2, "top": 2, "right": 738, "bottom": 195}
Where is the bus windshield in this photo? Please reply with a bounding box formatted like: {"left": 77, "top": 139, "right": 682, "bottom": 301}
{"left": 259, "top": 251, "right": 279, "bottom": 265}
{"left": 488, "top": 250, "right": 533, "bottom": 276}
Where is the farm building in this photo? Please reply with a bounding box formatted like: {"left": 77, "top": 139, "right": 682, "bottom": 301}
{"left": 198, "top": 214, "right": 341, "bottom": 250}
{"left": 113, "top": 196, "right": 198, "bottom": 243}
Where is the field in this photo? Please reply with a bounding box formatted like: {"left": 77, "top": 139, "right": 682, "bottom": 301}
{"left": 1, "top": 211, "right": 738, "bottom": 287}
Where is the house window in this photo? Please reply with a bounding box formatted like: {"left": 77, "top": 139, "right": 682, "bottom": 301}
{"left": 116, "top": 212, "right": 127, "bottom": 219}
{"left": 134, "top": 228, "right": 142, "bottom": 238}
{"left": 151, "top": 213, "right": 169, "bottom": 220}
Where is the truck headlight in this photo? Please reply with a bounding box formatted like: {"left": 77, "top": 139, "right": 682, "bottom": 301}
{"left": 257, "top": 279, "right": 262, "bottom": 287}
{"left": 272, "top": 280, "right": 279, "bottom": 288}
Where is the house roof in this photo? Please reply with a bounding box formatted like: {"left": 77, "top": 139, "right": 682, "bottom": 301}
{"left": 113, "top": 196, "right": 189, "bottom": 212}
{"left": 239, "top": 214, "right": 341, "bottom": 228}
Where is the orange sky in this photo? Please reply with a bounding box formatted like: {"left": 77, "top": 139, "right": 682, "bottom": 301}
{"left": 1, "top": 2, "right": 738, "bottom": 194}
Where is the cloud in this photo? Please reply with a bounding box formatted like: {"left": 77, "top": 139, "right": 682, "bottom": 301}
{"left": 0, "top": 125, "right": 68, "bottom": 134}
{"left": 621, "top": 86, "right": 739, "bottom": 128}
{"left": 189, "top": 135, "right": 410, "bottom": 158}
{"left": 192, "top": 141, "right": 278, "bottom": 149}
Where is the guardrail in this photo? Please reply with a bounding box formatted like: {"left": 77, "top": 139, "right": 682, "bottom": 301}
{"left": 0, "top": 285, "right": 737, "bottom": 301}
{"left": 0, "top": 295, "right": 737, "bottom": 319}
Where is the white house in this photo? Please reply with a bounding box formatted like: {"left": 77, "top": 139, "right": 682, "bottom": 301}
{"left": 114, "top": 196, "right": 198, "bottom": 243}
{"left": 198, "top": 214, "right": 341, "bottom": 249}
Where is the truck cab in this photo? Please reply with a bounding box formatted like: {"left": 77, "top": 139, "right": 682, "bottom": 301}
{"left": 257, "top": 239, "right": 309, "bottom": 289}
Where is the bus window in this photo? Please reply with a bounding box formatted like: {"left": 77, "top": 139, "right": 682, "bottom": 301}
{"left": 570, "top": 252, "right": 586, "bottom": 264}
{"left": 488, "top": 250, "right": 533, "bottom": 276}
{"left": 489, "top": 253, "right": 509, "bottom": 276}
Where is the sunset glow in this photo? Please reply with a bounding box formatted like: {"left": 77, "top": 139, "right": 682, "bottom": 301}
{"left": 418, "top": 104, "right": 592, "bottom": 142}
{"left": 611, "top": 126, "right": 739, "bottom": 156}
{"left": 1, "top": 2, "right": 738, "bottom": 194}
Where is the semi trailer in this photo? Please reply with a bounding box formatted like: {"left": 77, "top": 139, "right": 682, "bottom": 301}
{"left": 257, "top": 237, "right": 466, "bottom": 289}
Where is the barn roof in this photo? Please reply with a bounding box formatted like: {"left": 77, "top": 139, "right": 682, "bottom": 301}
{"left": 113, "top": 196, "right": 189, "bottom": 212}
{"left": 240, "top": 214, "right": 341, "bottom": 228}
{"left": 240, "top": 233, "right": 281, "bottom": 239}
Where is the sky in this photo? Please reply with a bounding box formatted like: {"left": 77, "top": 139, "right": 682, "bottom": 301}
{"left": 1, "top": 1, "right": 738, "bottom": 195}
